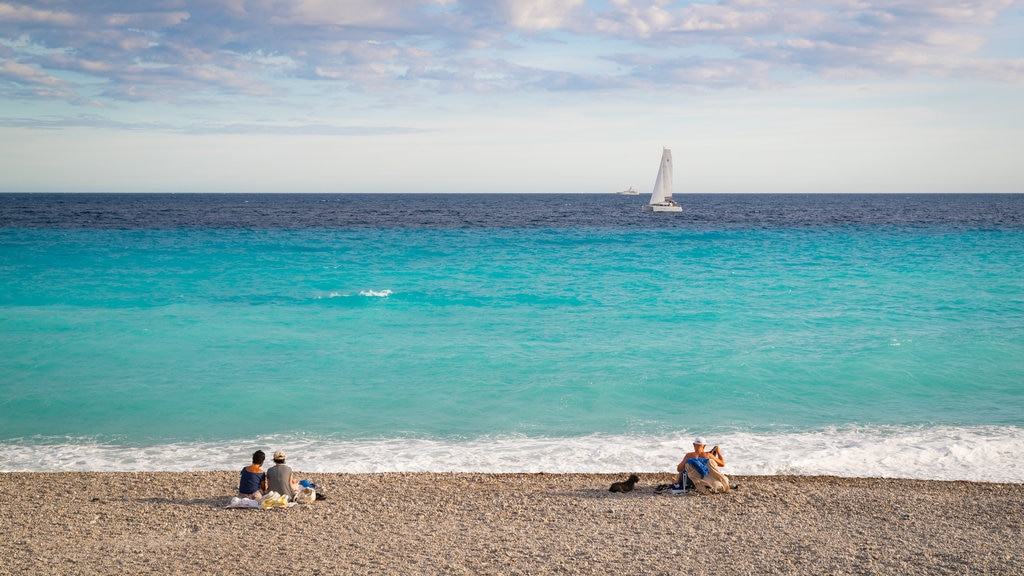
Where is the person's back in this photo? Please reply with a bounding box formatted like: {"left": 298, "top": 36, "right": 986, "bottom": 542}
{"left": 238, "top": 449, "right": 268, "bottom": 499}
{"left": 657, "top": 436, "right": 733, "bottom": 494}
{"left": 680, "top": 436, "right": 730, "bottom": 493}
{"left": 266, "top": 450, "right": 296, "bottom": 498}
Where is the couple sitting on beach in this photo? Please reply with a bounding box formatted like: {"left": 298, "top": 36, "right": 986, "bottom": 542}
{"left": 655, "top": 436, "right": 733, "bottom": 494}
{"left": 237, "top": 450, "right": 317, "bottom": 506}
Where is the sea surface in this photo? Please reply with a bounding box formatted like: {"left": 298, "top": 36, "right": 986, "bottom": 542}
{"left": 2, "top": 193, "right": 1023, "bottom": 481}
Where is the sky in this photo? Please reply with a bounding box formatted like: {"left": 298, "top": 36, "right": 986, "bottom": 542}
{"left": 1, "top": 0, "right": 1022, "bottom": 193}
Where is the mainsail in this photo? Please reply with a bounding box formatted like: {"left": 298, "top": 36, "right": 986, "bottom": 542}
{"left": 650, "top": 148, "right": 673, "bottom": 204}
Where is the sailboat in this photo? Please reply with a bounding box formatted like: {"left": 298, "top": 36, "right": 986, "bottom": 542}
{"left": 617, "top": 186, "right": 639, "bottom": 195}
{"left": 643, "top": 148, "right": 682, "bottom": 212}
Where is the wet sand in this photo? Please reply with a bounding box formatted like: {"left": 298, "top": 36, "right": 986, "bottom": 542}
{"left": 2, "top": 472, "right": 1022, "bottom": 575}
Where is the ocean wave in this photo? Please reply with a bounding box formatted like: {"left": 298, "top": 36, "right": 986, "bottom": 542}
{"left": 359, "top": 289, "right": 392, "bottom": 297}
{"left": 3, "top": 425, "right": 1022, "bottom": 483}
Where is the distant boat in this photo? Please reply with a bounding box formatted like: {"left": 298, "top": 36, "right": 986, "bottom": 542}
{"left": 643, "top": 148, "right": 682, "bottom": 212}
{"left": 617, "top": 186, "right": 639, "bottom": 195}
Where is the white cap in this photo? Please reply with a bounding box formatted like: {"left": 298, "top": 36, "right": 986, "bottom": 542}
{"left": 693, "top": 436, "right": 707, "bottom": 446}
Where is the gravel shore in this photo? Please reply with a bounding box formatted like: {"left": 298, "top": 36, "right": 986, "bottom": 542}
{"left": 2, "top": 471, "right": 1022, "bottom": 575}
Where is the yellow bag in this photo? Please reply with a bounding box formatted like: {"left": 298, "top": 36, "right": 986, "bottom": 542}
{"left": 259, "top": 491, "right": 288, "bottom": 509}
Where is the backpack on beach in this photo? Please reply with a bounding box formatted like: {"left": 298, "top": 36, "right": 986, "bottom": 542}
{"left": 293, "top": 487, "right": 317, "bottom": 504}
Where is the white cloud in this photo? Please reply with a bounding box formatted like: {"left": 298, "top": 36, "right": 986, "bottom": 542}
{"left": 672, "top": 3, "right": 772, "bottom": 32}
{"left": 0, "top": 0, "right": 1019, "bottom": 108}
{"left": 264, "top": 0, "right": 418, "bottom": 27}
{"left": 501, "top": 0, "right": 586, "bottom": 30}
{"left": 0, "top": 2, "right": 77, "bottom": 26}
{"left": 0, "top": 59, "right": 61, "bottom": 85}
{"left": 103, "top": 11, "right": 190, "bottom": 28}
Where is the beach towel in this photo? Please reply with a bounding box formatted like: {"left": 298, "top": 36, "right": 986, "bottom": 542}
{"left": 685, "top": 457, "right": 711, "bottom": 478}
{"left": 226, "top": 496, "right": 260, "bottom": 509}
{"left": 684, "top": 460, "right": 730, "bottom": 494}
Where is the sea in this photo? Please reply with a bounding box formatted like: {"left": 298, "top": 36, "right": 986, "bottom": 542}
{"left": 2, "top": 193, "right": 1023, "bottom": 482}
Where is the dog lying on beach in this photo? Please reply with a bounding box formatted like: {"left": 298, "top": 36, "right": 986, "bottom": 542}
{"left": 608, "top": 474, "right": 640, "bottom": 493}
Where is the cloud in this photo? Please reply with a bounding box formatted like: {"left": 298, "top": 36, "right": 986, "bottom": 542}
{"left": 0, "top": 58, "right": 80, "bottom": 99}
{"left": 183, "top": 121, "right": 431, "bottom": 135}
{"left": 0, "top": 2, "right": 77, "bottom": 26}
{"left": 500, "top": 0, "right": 587, "bottom": 31}
{"left": 0, "top": 0, "right": 1019, "bottom": 112}
{"left": 0, "top": 58, "right": 62, "bottom": 86}
{"left": 261, "top": 0, "right": 427, "bottom": 28}
{"left": 0, "top": 113, "right": 429, "bottom": 135}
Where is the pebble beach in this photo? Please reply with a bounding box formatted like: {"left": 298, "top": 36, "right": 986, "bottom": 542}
{"left": 2, "top": 472, "right": 1022, "bottom": 575}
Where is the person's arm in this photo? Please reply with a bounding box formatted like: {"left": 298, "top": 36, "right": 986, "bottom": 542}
{"left": 677, "top": 451, "right": 696, "bottom": 472}
{"left": 709, "top": 446, "right": 725, "bottom": 467}
{"left": 260, "top": 474, "right": 269, "bottom": 493}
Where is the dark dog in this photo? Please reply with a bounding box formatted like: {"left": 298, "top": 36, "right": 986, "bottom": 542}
{"left": 608, "top": 474, "right": 640, "bottom": 493}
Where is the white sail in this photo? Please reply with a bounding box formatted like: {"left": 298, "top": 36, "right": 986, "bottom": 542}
{"left": 650, "top": 148, "right": 673, "bottom": 204}
{"left": 644, "top": 147, "right": 681, "bottom": 212}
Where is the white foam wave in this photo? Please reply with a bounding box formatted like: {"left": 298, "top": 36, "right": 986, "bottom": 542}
{"left": 3, "top": 425, "right": 1022, "bottom": 482}
{"left": 359, "top": 289, "right": 392, "bottom": 297}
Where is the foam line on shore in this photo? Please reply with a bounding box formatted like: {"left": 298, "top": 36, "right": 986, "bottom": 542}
{"left": 4, "top": 425, "right": 1022, "bottom": 482}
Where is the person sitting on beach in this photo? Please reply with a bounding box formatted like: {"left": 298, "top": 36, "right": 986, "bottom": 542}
{"left": 238, "top": 449, "right": 269, "bottom": 500}
{"left": 267, "top": 450, "right": 299, "bottom": 500}
{"left": 679, "top": 436, "right": 730, "bottom": 493}
{"left": 657, "top": 436, "right": 732, "bottom": 493}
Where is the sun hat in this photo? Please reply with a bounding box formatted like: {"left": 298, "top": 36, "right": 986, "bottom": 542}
{"left": 273, "top": 450, "right": 287, "bottom": 461}
{"left": 693, "top": 436, "right": 707, "bottom": 446}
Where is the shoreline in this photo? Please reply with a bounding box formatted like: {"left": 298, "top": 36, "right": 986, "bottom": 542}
{"left": 6, "top": 424, "right": 1024, "bottom": 483}
{"left": 4, "top": 472, "right": 1023, "bottom": 575}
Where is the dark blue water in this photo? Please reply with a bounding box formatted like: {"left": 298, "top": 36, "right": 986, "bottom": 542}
{"left": 3, "top": 193, "right": 1022, "bottom": 229}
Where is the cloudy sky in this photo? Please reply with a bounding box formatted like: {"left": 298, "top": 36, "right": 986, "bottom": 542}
{"left": 1, "top": 0, "right": 1022, "bottom": 193}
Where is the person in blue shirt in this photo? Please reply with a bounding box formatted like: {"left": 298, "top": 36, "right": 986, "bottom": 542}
{"left": 238, "top": 449, "right": 269, "bottom": 500}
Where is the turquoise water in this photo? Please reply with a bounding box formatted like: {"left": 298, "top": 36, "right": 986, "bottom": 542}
{"left": 2, "top": 194, "right": 1023, "bottom": 479}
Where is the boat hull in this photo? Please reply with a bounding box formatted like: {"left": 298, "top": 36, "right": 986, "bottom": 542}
{"left": 643, "top": 203, "right": 682, "bottom": 212}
